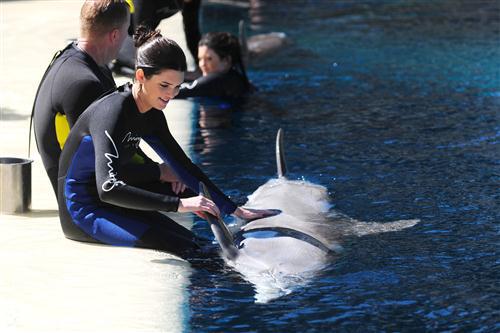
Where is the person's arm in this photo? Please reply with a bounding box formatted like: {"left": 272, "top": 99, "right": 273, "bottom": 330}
{"left": 90, "top": 108, "right": 180, "bottom": 211}
{"left": 176, "top": 71, "right": 247, "bottom": 99}
{"left": 143, "top": 110, "right": 238, "bottom": 216}
{"left": 140, "top": 111, "right": 280, "bottom": 220}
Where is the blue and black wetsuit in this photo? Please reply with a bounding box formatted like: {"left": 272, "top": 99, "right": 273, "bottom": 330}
{"left": 33, "top": 42, "right": 116, "bottom": 195}
{"left": 176, "top": 69, "right": 250, "bottom": 99}
{"left": 58, "top": 84, "right": 237, "bottom": 257}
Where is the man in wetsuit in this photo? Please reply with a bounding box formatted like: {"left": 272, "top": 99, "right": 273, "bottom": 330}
{"left": 32, "top": 0, "right": 130, "bottom": 196}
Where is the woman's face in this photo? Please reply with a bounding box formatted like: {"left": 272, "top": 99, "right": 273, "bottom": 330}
{"left": 198, "top": 45, "right": 231, "bottom": 76}
{"left": 138, "top": 69, "right": 184, "bottom": 110}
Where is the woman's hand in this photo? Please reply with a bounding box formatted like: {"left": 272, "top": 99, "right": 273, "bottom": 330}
{"left": 171, "top": 181, "right": 186, "bottom": 195}
{"left": 178, "top": 195, "right": 221, "bottom": 218}
{"left": 233, "top": 207, "right": 281, "bottom": 221}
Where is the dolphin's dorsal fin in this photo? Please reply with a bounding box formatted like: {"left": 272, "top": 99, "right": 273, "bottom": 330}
{"left": 199, "top": 182, "right": 239, "bottom": 260}
{"left": 276, "top": 128, "right": 287, "bottom": 178}
{"left": 238, "top": 19, "right": 249, "bottom": 67}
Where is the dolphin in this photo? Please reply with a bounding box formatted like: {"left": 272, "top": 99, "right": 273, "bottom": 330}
{"left": 201, "top": 129, "right": 419, "bottom": 303}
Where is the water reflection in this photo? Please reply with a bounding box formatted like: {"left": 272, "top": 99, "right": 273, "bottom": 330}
{"left": 199, "top": 104, "right": 232, "bottom": 130}
{"left": 188, "top": 0, "right": 500, "bottom": 331}
{"left": 195, "top": 102, "right": 233, "bottom": 158}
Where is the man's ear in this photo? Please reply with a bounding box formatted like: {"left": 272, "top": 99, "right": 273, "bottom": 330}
{"left": 110, "top": 28, "right": 120, "bottom": 43}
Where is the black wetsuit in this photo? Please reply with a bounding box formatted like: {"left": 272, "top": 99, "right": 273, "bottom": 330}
{"left": 117, "top": 0, "right": 201, "bottom": 69}
{"left": 58, "top": 84, "right": 237, "bottom": 257}
{"left": 134, "top": 0, "right": 201, "bottom": 60}
{"left": 33, "top": 42, "right": 116, "bottom": 195}
{"left": 176, "top": 69, "right": 250, "bottom": 99}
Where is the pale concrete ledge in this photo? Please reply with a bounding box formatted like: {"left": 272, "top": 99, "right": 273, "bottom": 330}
{"left": 0, "top": 1, "right": 197, "bottom": 331}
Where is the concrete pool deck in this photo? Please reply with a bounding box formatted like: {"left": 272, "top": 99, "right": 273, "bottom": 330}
{"left": 0, "top": 1, "right": 197, "bottom": 331}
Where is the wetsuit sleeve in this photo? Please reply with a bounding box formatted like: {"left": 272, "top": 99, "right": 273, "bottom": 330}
{"left": 143, "top": 110, "right": 238, "bottom": 216}
{"left": 176, "top": 71, "right": 246, "bottom": 99}
{"left": 61, "top": 78, "right": 108, "bottom": 126}
{"left": 90, "top": 108, "right": 180, "bottom": 211}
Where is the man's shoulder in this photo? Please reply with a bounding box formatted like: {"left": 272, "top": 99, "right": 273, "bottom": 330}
{"left": 57, "top": 55, "right": 98, "bottom": 80}
{"left": 48, "top": 45, "right": 100, "bottom": 80}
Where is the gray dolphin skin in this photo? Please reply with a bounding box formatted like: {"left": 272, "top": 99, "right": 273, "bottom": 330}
{"left": 207, "top": 129, "right": 419, "bottom": 303}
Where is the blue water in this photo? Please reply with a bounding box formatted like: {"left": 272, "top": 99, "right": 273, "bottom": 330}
{"left": 182, "top": 1, "right": 499, "bottom": 331}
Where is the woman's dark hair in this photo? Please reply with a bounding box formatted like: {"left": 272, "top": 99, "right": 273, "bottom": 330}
{"left": 133, "top": 25, "right": 187, "bottom": 78}
{"left": 199, "top": 32, "right": 251, "bottom": 89}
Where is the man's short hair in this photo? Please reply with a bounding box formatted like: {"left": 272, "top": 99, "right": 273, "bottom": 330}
{"left": 80, "top": 0, "right": 129, "bottom": 37}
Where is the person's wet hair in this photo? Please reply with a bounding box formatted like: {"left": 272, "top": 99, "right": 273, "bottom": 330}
{"left": 80, "top": 0, "right": 129, "bottom": 37}
{"left": 133, "top": 25, "right": 187, "bottom": 78}
{"left": 199, "top": 32, "right": 251, "bottom": 89}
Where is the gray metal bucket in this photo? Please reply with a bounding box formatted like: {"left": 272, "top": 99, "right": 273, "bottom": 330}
{"left": 0, "top": 157, "right": 33, "bottom": 214}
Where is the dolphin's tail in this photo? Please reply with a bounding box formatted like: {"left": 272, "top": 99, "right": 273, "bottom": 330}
{"left": 342, "top": 219, "right": 420, "bottom": 237}
{"left": 276, "top": 128, "right": 287, "bottom": 178}
{"left": 199, "top": 182, "right": 239, "bottom": 260}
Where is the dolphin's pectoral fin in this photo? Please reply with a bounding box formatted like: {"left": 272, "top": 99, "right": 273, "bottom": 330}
{"left": 240, "top": 208, "right": 283, "bottom": 223}
{"left": 199, "top": 182, "right": 239, "bottom": 260}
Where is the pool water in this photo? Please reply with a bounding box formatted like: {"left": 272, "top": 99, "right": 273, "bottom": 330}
{"left": 182, "top": 1, "right": 499, "bottom": 331}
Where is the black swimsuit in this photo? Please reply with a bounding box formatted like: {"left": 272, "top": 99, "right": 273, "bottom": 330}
{"left": 33, "top": 43, "right": 116, "bottom": 195}
{"left": 58, "top": 84, "right": 237, "bottom": 257}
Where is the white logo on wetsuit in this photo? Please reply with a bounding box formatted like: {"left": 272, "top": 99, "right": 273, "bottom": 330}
{"left": 102, "top": 130, "right": 126, "bottom": 192}
{"left": 181, "top": 80, "right": 198, "bottom": 90}
{"left": 122, "top": 132, "right": 141, "bottom": 148}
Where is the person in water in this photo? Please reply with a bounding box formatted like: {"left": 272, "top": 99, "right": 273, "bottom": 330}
{"left": 176, "top": 31, "right": 253, "bottom": 99}
{"left": 32, "top": 0, "right": 130, "bottom": 196}
{"left": 57, "top": 26, "right": 274, "bottom": 258}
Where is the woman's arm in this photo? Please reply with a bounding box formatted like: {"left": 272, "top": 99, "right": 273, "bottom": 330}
{"left": 143, "top": 110, "right": 238, "bottom": 216}
{"left": 176, "top": 71, "right": 247, "bottom": 99}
